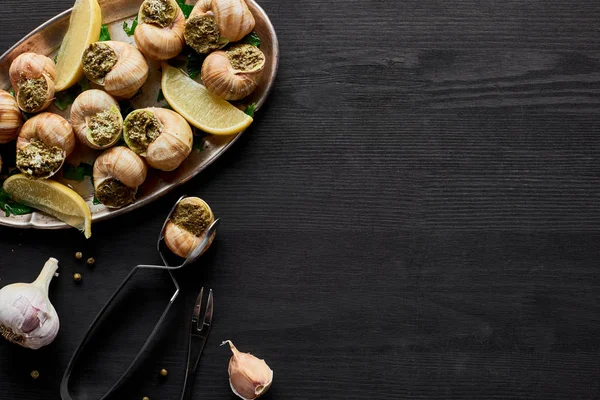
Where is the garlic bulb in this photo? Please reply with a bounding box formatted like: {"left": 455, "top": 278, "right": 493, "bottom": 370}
{"left": 212, "top": 0, "right": 255, "bottom": 42}
{"left": 0, "top": 258, "right": 60, "bottom": 350}
{"left": 16, "top": 113, "right": 75, "bottom": 179}
{"left": 93, "top": 146, "right": 147, "bottom": 208}
{"left": 134, "top": 0, "right": 186, "bottom": 60}
{"left": 223, "top": 341, "right": 273, "bottom": 400}
{"left": 70, "top": 89, "right": 123, "bottom": 149}
{"left": 164, "top": 197, "right": 215, "bottom": 258}
{"left": 184, "top": 0, "right": 225, "bottom": 54}
{"left": 123, "top": 107, "right": 192, "bottom": 171}
{"left": 201, "top": 44, "right": 265, "bottom": 100}
{"left": 81, "top": 41, "right": 149, "bottom": 99}
{"left": 0, "top": 89, "right": 23, "bottom": 144}
{"left": 9, "top": 53, "right": 56, "bottom": 113}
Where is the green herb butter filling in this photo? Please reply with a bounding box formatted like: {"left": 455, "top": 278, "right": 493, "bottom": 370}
{"left": 124, "top": 110, "right": 162, "bottom": 154}
{"left": 184, "top": 15, "right": 222, "bottom": 54}
{"left": 141, "top": 0, "right": 177, "bottom": 27}
{"left": 95, "top": 178, "right": 136, "bottom": 208}
{"left": 82, "top": 43, "right": 118, "bottom": 82}
{"left": 171, "top": 202, "right": 211, "bottom": 236}
{"left": 227, "top": 44, "right": 264, "bottom": 71}
{"left": 16, "top": 139, "right": 64, "bottom": 178}
{"left": 88, "top": 107, "right": 122, "bottom": 146}
{"left": 17, "top": 78, "right": 48, "bottom": 112}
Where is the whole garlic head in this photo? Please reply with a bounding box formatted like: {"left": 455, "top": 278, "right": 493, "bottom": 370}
{"left": 70, "top": 89, "right": 123, "bottom": 149}
{"left": 223, "top": 340, "right": 273, "bottom": 400}
{"left": 123, "top": 107, "right": 193, "bottom": 171}
{"left": 201, "top": 44, "right": 265, "bottom": 100}
{"left": 81, "top": 41, "right": 149, "bottom": 99}
{"left": 0, "top": 258, "right": 60, "bottom": 350}
{"left": 135, "top": 0, "right": 186, "bottom": 60}
{"left": 16, "top": 113, "right": 75, "bottom": 179}
{"left": 0, "top": 89, "right": 23, "bottom": 144}
{"left": 9, "top": 53, "right": 56, "bottom": 113}
{"left": 164, "top": 197, "right": 215, "bottom": 258}
{"left": 93, "top": 146, "right": 148, "bottom": 208}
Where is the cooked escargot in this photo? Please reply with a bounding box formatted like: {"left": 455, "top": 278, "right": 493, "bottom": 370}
{"left": 81, "top": 41, "right": 149, "bottom": 99}
{"left": 93, "top": 146, "right": 147, "bottom": 208}
{"left": 184, "top": 0, "right": 254, "bottom": 54}
{"left": 123, "top": 107, "right": 193, "bottom": 171}
{"left": 9, "top": 53, "right": 56, "bottom": 113}
{"left": 134, "top": 0, "right": 186, "bottom": 60}
{"left": 16, "top": 113, "right": 75, "bottom": 179}
{"left": 0, "top": 89, "right": 23, "bottom": 144}
{"left": 70, "top": 90, "right": 123, "bottom": 149}
{"left": 201, "top": 44, "right": 265, "bottom": 100}
{"left": 164, "top": 197, "right": 215, "bottom": 258}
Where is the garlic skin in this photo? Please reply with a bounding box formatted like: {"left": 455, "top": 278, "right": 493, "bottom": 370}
{"left": 123, "top": 107, "right": 193, "bottom": 171}
{"left": 16, "top": 113, "right": 75, "bottom": 179}
{"left": 201, "top": 44, "right": 265, "bottom": 100}
{"left": 164, "top": 197, "right": 215, "bottom": 258}
{"left": 93, "top": 146, "right": 147, "bottom": 208}
{"left": 9, "top": 53, "right": 56, "bottom": 113}
{"left": 212, "top": 0, "right": 255, "bottom": 42}
{"left": 0, "top": 89, "right": 23, "bottom": 144}
{"left": 135, "top": 0, "right": 186, "bottom": 60}
{"left": 82, "top": 41, "right": 149, "bottom": 99}
{"left": 70, "top": 89, "right": 123, "bottom": 149}
{"left": 223, "top": 340, "right": 273, "bottom": 400}
{"left": 0, "top": 258, "right": 60, "bottom": 350}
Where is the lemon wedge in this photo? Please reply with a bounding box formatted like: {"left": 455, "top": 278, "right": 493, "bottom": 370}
{"left": 3, "top": 174, "right": 92, "bottom": 238}
{"left": 161, "top": 64, "right": 253, "bottom": 135}
{"left": 54, "top": 0, "right": 102, "bottom": 91}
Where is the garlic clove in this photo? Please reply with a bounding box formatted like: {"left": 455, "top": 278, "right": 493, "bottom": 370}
{"left": 135, "top": 0, "right": 186, "bottom": 60}
{"left": 223, "top": 340, "right": 273, "bottom": 400}
{"left": 0, "top": 89, "right": 23, "bottom": 144}
{"left": 16, "top": 113, "right": 75, "bottom": 179}
{"left": 0, "top": 258, "right": 60, "bottom": 350}
{"left": 201, "top": 44, "right": 265, "bottom": 100}
{"left": 93, "top": 146, "right": 147, "bottom": 208}
{"left": 9, "top": 53, "right": 56, "bottom": 114}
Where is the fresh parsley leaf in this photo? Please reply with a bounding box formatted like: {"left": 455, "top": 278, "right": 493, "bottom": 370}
{"left": 242, "top": 31, "right": 261, "bottom": 47}
{"left": 53, "top": 78, "right": 89, "bottom": 110}
{"left": 93, "top": 196, "right": 101, "bottom": 205}
{"left": 62, "top": 162, "right": 94, "bottom": 182}
{"left": 245, "top": 103, "right": 256, "bottom": 117}
{"left": 162, "top": 103, "right": 173, "bottom": 110}
{"left": 0, "top": 188, "right": 32, "bottom": 217}
{"left": 176, "top": 0, "right": 194, "bottom": 18}
{"left": 8, "top": 88, "right": 14, "bottom": 97}
{"left": 53, "top": 54, "right": 58, "bottom": 63}
{"left": 123, "top": 15, "right": 138, "bottom": 36}
{"left": 187, "top": 51, "right": 205, "bottom": 79}
{"left": 192, "top": 134, "right": 204, "bottom": 152}
{"left": 157, "top": 89, "right": 165, "bottom": 102}
{"left": 99, "top": 25, "right": 111, "bottom": 41}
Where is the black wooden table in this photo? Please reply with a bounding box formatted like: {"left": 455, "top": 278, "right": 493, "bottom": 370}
{"left": 1, "top": 0, "right": 600, "bottom": 399}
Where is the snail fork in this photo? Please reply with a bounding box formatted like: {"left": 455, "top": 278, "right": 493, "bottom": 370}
{"left": 181, "top": 287, "right": 214, "bottom": 400}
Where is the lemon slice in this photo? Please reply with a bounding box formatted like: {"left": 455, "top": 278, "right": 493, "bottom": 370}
{"left": 3, "top": 174, "right": 92, "bottom": 238}
{"left": 161, "top": 64, "right": 253, "bottom": 135}
{"left": 54, "top": 0, "right": 102, "bottom": 91}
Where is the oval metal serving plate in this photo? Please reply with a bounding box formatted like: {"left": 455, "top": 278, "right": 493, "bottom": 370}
{"left": 0, "top": 0, "right": 278, "bottom": 230}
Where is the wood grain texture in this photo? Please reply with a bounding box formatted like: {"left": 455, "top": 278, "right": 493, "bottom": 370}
{"left": 1, "top": 0, "right": 600, "bottom": 399}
